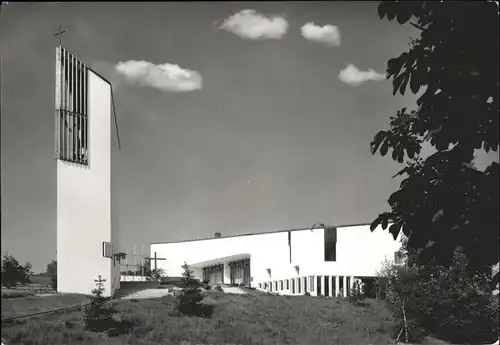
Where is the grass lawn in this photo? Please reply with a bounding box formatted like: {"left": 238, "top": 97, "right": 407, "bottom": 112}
{"left": 1, "top": 293, "right": 90, "bottom": 319}
{"left": 1, "top": 292, "right": 397, "bottom": 345}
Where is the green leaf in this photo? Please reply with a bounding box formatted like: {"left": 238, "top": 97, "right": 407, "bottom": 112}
{"left": 370, "top": 217, "right": 382, "bottom": 231}
{"left": 370, "top": 131, "right": 388, "bottom": 155}
{"left": 410, "top": 70, "right": 421, "bottom": 94}
{"left": 380, "top": 137, "right": 390, "bottom": 156}
{"left": 389, "top": 222, "right": 402, "bottom": 240}
{"left": 399, "top": 72, "right": 410, "bottom": 95}
{"left": 396, "top": 7, "right": 413, "bottom": 24}
{"left": 392, "top": 73, "right": 405, "bottom": 96}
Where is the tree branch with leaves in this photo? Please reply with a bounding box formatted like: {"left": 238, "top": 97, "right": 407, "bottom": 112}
{"left": 370, "top": 1, "right": 499, "bottom": 278}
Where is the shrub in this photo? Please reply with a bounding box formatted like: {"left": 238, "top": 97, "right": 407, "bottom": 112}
{"left": 151, "top": 268, "right": 167, "bottom": 282}
{"left": 378, "top": 247, "right": 500, "bottom": 344}
{"left": 349, "top": 280, "right": 365, "bottom": 305}
{"left": 83, "top": 275, "right": 119, "bottom": 334}
{"left": 176, "top": 262, "right": 209, "bottom": 317}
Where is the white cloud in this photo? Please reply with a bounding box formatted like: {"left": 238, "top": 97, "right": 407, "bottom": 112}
{"left": 219, "top": 9, "right": 288, "bottom": 40}
{"left": 338, "top": 63, "right": 387, "bottom": 87}
{"left": 301, "top": 22, "right": 341, "bottom": 47}
{"left": 115, "top": 60, "right": 202, "bottom": 93}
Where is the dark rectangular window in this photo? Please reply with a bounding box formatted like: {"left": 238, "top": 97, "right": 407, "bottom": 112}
{"left": 317, "top": 276, "right": 322, "bottom": 295}
{"left": 286, "top": 279, "right": 290, "bottom": 290}
{"left": 324, "top": 227, "right": 337, "bottom": 261}
{"left": 332, "top": 276, "right": 336, "bottom": 295}
{"left": 297, "top": 278, "right": 301, "bottom": 294}
{"left": 291, "top": 279, "right": 295, "bottom": 294}
{"left": 280, "top": 280, "right": 283, "bottom": 290}
{"left": 303, "top": 277, "right": 307, "bottom": 293}
{"left": 56, "top": 47, "right": 89, "bottom": 166}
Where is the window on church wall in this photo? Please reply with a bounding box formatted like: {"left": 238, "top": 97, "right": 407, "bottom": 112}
{"left": 303, "top": 277, "right": 307, "bottom": 292}
{"left": 56, "top": 48, "right": 89, "bottom": 166}
{"left": 286, "top": 279, "right": 290, "bottom": 290}
{"left": 324, "top": 227, "right": 337, "bottom": 262}
{"left": 297, "top": 278, "right": 301, "bottom": 294}
{"left": 291, "top": 279, "right": 295, "bottom": 294}
{"left": 309, "top": 276, "right": 315, "bottom": 292}
{"left": 280, "top": 280, "right": 283, "bottom": 291}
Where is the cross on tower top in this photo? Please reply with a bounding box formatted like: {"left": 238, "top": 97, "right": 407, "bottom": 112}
{"left": 54, "top": 23, "right": 66, "bottom": 47}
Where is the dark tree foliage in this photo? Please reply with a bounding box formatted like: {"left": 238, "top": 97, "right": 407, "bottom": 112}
{"left": 370, "top": 1, "right": 499, "bottom": 276}
{"left": 46, "top": 260, "right": 57, "bottom": 290}
{"left": 1, "top": 255, "right": 33, "bottom": 287}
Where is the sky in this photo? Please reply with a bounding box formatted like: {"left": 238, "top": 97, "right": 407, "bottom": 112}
{"left": 1, "top": 2, "right": 497, "bottom": 273}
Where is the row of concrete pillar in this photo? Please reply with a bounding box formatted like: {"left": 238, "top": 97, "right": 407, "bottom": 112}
{"left": 258, "top": 275, "right": 359, "bottom": 297}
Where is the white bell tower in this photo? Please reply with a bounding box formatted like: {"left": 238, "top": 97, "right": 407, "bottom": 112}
{"left": 55, "top": 45, "right": 120, "bottom": 297}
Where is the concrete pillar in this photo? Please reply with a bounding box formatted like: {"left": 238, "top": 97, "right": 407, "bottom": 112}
{"left": 223, "top": 262, "right": 231, "bottom": 284}
{"left": 335, "top": 276, "right": 340, "bottom": 297}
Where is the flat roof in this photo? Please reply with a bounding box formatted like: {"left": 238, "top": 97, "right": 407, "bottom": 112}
{"left": 150, "top": 221, "right": 374, "bottom": 246}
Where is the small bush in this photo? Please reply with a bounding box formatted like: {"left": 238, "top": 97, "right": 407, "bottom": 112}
{"left": 176, "top": 262, "right": 210, "bottom": 317}
{"left": 83, "top": 275, "right": 121, "bottom": 335}
{"left": 348, "top": 280, "right": 365, "bottom": 305}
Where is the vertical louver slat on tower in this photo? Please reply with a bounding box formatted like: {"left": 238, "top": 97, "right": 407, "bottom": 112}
{"left": 55, "top": 46, "right": 89, "bottom": 166}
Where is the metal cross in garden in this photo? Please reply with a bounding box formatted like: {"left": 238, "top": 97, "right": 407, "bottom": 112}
{"left": 54, "top": 23, "right": 66, "bottom": 46}
{"left": 144, "top": 252, "right": 166, "bottom": 270}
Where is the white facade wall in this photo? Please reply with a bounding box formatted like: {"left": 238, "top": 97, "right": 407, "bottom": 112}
{"left": 151, "top": 223, "right": 402, "bottom": 295}
{"left": 57, "top": 70, "right": 119, "bottom": 297}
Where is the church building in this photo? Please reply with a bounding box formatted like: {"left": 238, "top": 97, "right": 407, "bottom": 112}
{"left": 151, "top": 223, "right": 402, "bottom": 297}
